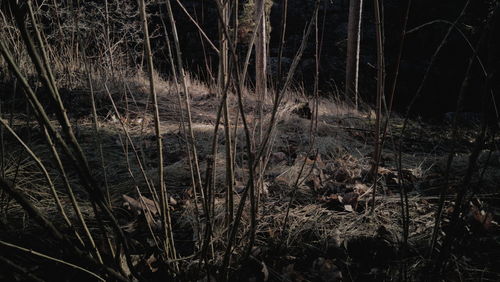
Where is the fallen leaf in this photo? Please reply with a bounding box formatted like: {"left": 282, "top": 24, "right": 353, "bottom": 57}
{"left": 468, "top": 204, "right": 494, "bottom": 231}
{"left": 122, "top": 194, "right": 158, "bottom": 215}
{"left": 145, "top": 254, "right": 158, "bottom": 273}
{"left": 353, "top": 182, "right": 368, "bottom": 194}
{"left": 122, "top": 195, "right": 162, "bottom": 231}
{"left": 234, "top": 181, "right": 246, "bottom": 194}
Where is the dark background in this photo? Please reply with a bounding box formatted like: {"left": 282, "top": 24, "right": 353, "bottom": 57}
{"left": 3, "top": 0, "right": 498, "bottom": 118}
{"left": 152, "top": 0, "right": 499, "bottom": 118}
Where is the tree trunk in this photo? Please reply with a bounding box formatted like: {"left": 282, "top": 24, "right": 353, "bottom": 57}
{"left": 255, "top": 0, "right": 267, "bottom": 102}
{"left": 346, "top": 0, "right": 363, "bottom": 108}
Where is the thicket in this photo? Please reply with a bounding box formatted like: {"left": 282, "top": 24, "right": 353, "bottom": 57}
{"left": 0, "top": 1, "right": 499, "bottom": 281}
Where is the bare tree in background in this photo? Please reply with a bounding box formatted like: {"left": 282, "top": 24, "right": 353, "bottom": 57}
{"left": 346, "top": 0, "right": 363, "bottom": 108}
{"left": 255, "top": 0, "right": 266, "bottom": 202}
{"left": 255, "top": 0, "right": 267, "bottom": 102}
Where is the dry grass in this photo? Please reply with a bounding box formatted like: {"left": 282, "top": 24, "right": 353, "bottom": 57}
{"left": 1, "top": 70, "right": 499, "bottom": 281}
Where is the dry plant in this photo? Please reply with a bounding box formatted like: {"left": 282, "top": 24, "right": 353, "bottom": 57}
{"left": 1, "top": 1, "right": 499, "bottom": 282}
{"left": 0, "top": 0, "right": 322, "bottom": 280}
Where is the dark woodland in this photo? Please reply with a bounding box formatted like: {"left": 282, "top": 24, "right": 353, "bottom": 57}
{"left": 0, "top": 0, "right": 499, "bottom": 281}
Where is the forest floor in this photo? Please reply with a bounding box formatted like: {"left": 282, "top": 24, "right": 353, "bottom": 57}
{"left": 1, "top": 74, "right": 500, "bottom": 281}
